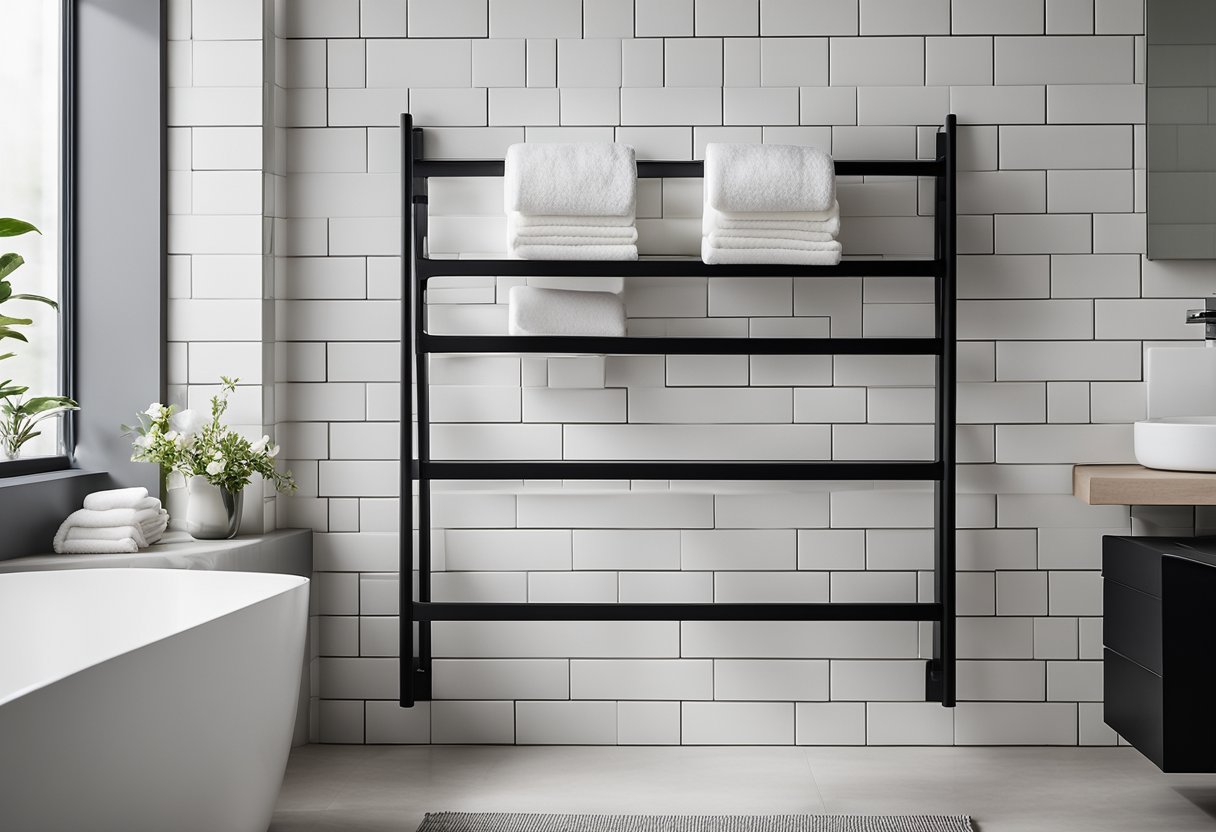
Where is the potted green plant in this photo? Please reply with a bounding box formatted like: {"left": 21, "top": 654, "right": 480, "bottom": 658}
{"left": 127, "top": 377, "right": 295, "bottom": 538}
{"left": 0, "top": 217, "right": 76, "bottom": 458}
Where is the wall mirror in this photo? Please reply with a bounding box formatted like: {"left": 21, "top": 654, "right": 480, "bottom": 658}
{"left": 1148, "top": 0, "right": 1216, "bottom": 259}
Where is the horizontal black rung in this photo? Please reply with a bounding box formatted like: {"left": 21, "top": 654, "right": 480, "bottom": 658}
{"left": 416, "top": 257, "right": 939, "bottom": 279}
{"left": 413, "top": 159, "right": 944, "bottom": 179}
{"left": 419, "top": 334, "right": 941, "bottom": 356}
{"left": 413, "top": 601, "right": 943, "bottom": 622}
{"left": 421, "top": 460, "right": 943, "bottom": 481}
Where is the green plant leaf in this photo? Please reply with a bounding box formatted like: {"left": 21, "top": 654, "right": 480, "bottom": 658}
{"left": 0, "top": 329, "right": 28, "bottom": 343}
{"left": 0, "top": 314, "right": 33, "bottom": 327}
{"left": 0, "top": 219, "right": 40, "bottom": 238}
{"left": 8, "top": 293, "right": 57, "bottom": 310}
{"left": 0, "top": 353, "right": 13, "bottom": 362}
{"left": 0, "top": 253, "right": 20, "bottom": 282}
{"left": 19, "top": 396, "right": 79, "bottom": 416}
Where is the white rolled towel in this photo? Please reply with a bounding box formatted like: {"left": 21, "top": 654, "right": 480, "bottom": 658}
{"left": 504, "top": 143, "right": 637, "bottom": 217}
{"left": 508, "top": 286, "right": 626, "bottom": 337}
{"left": 701, "top": 238, "right": 842, "bottom": 266}
{"left": 705, "top": 142, "right": 836, "bottom": 214}
{"left": 57, "top": 537, "right": 140, "bottom": 555}
{"left": 702, "top": 204, "right": 841, "bottom": 236}
{"left": 510, "top": 244, "right": 638, "bottom": 261}
{"left": 82, "top": 486, "right": 151, "bottom": 511}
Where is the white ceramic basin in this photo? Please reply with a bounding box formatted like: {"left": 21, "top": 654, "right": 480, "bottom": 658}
{"left": 1135, "top": 417, "right": 1216, "bottom": 472}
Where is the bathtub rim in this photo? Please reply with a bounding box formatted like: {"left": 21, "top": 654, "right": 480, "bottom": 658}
{"left": 0, "top": 567, "right": 309, "bottom": 707}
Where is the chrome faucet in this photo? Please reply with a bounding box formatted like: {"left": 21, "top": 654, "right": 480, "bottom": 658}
{"left": 1186, "top": 297, "right": 1216, "bottom": 341}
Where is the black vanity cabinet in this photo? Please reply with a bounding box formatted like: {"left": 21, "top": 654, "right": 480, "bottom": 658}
{"left": 1103, "top": 535, "right": 1216, "bottom": 773}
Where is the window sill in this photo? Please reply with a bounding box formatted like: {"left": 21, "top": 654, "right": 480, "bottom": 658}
{"left": 0, "top": 455, "right": 73, "bottom": 479}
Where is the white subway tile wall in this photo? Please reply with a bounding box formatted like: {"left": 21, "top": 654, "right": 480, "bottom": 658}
{"left": 167, "top": 0, "right": 1184, "bottom": 746}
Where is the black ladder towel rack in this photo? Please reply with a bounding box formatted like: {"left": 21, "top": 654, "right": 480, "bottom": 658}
{"left": 399, "top": 112, "right": 958, "bottom": 709}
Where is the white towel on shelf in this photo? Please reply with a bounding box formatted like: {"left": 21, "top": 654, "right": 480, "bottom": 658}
{"left": 82, "top": 486, "right": 150, "bottom": 511}
{"left": 707, "top": 229, "right": 836, "bottom": 245}
{"left": 504, "top": 143, "right": 637, "bottom": 217}
{"left": 508, "top": 286, "right": 627, "bottom": 337}
{"left": 702, "top": 204, "right": 841, "bottom": 236}
{"left": 507, "top": 213, "right": 639, "bottom": 247}
{"left": 701, "top": 238, "right": 842, "bottom": 266}
{"left": 705, "top": 143, "right": 836, "bottom": 214}
{"left": 510, "top": 244, "right": 638, "bottom": 261}
{"left": 510, "top": 212, "right": 637, "bottom": 228}
{"left": 706, "top": 235, "right": 843, "bottom": 252}
{"left": 56, "top": 537, "right": 140, "bottom": 555}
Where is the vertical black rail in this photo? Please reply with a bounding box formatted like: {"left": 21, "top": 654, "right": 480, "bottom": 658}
{"left": 935, "top": 114, "right": 958, "bottom": 707}
{"left": 400, "top": 114, "right": 416, "bottom": 707}
{"left": 411, "top": 126, "right": 433, "bottom": 701}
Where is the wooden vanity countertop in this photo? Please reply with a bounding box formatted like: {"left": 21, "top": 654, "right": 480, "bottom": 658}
{"left": 1074, "top": 464, "right": 1216, "bottom": 505}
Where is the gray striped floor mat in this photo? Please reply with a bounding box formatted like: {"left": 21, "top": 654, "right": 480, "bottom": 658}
{"left": 416, "top": 813, "right": 975, "bottom": 832}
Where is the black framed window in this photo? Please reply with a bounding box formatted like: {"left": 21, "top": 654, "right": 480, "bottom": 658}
{"left": 0, "top": 2, "right": 72, "bottom": 476}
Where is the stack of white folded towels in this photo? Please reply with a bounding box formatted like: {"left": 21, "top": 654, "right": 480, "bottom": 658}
{"left": 701, "top": 143, "right": 843, "bottom": 266}
{"left": 504, "top": 142, "right": 638, "bottom": 261}
{"left": 53, "top": 487, "right": 169, "bottom": 555}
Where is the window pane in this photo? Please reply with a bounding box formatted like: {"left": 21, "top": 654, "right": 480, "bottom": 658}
{"left": 0, "top": 4, "right": 63, "bottom": 458}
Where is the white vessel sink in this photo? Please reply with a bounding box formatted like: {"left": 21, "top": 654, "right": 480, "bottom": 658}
{"left": 1135, "top": 417, "right": 1216, "bottom": 473}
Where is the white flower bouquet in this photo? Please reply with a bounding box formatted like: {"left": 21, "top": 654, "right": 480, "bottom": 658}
{"left": 126, "top": 377, "right": 295, "bottom": 494}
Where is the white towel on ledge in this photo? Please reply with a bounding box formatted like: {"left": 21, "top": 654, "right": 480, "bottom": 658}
{"left": 703, "top": 204, "right": 841, "bottom": 236}
{"left": 510, "top": 244, "right": 638, "bottom": 261}
{"left": 509, "top": 286, "right": 627, "bottom": 337}
{"left": 701, "top": 238, "right": 842, "bottom": 266}
{"left": 57, "top": 537, "right": 140, "bottom": 555}
{"left": 705, "top": 142, "right": 836, "bottom": 214}
{"left": 504, "top": 143, "right": 637, "bottom": 217}
{"left": 52, "top": 506, "right": 168, "bottom": 554}
{"left": 66, "top": 525, "right": 149, "bottom": 545}
{"left": 82, "top": 486, "right": 150, "bottom": 511}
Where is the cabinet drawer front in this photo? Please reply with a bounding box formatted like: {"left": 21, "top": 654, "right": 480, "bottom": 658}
{"left": 1104, "top": 648, "right": 1164, "bottom": 770}
{"left": 1104, "top": 579, "right": 1162, "bottom": 675}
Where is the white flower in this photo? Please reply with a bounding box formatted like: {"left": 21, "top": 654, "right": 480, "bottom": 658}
{"left": 143, "top": 403, "right": 165, "bottom": 419}
{"left": 133, "top": 434, "right": 152, "bottom": 450}
{"left": 171, "top": 408, "right": 204, "bottom": 436}
{"left": 251, "top": 435, "right": 270, "bottom": 455}
{"left": 268, "top": 444, "right": 280, "bottom": 458}
{"left": 164, "top": 430, "right": 179, "bottom": 443}
{"left": 206, "top": 459, "right": 226, "bottom": 476}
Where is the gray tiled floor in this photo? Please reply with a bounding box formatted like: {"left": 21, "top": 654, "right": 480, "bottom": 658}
{"left": 271, "top": 745, "right": 1216, "bottom": 832}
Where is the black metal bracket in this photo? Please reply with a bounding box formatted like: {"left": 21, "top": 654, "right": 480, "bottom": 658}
{"left": 925, "top": 659, "right": 945, "bottom": 702}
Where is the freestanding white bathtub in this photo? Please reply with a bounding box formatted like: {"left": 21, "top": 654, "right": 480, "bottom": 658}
{"left": 0, "top": 568, "right": 309, "bottom": 832}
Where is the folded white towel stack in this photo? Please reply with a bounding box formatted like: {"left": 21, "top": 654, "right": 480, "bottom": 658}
{"left": 53, "top": 488, "right": 169, "bottom": 555}
{"left": 701, "top": 143, "right": 842, "bottom": 266}
{"left": 504, "top": 143, "right": 639, "bottom": 261}
{"left": 508, "top": 286, "right": 627, "bottom": 337}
